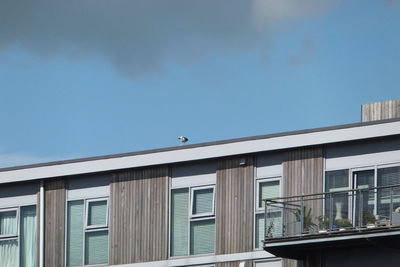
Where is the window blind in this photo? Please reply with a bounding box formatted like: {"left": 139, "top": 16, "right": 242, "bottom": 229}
{"left": 190, "top": 219, "right": 215, "bottom": 255}
{"left": 193, "top": 188, "right": 213, "bottom": 214}
{"left": 259, "top": 181, "right": 280, "bottom": 208}
{"left": 171, "top": 188, "right": 189, "bottom": 256}
{"left": 0, "top": 210, "right": 17, "bottom": 236}
{"left": 67, "top": 200, "right": 84, "bottom": 266}
{"left": 85, "top": 230, "right": 108, "bottom": 265}
{"left": 0, "top": 239, "right": 18, "bottom": 267}
{"left": 88, "top": 200, "right": 107, "bottom": 226}
{"left": 20, "top": 205, "right": 37, "bottom": 267}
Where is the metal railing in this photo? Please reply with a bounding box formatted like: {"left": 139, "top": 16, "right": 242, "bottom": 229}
{"left": 263, "top": 184, "right": 400, "bottom": 241}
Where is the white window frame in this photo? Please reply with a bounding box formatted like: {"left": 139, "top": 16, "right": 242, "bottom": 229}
{"left": 169, "top": 184, "right": 216, "bottom": 258}
{"left": 0, "top": 207, "right": 19, "bottom": 239}
{"left": 254, "top": 176, "right": 281, "bottom": 250}
{"left": 66, "top": 197, "right": 109, "bottom": 267}
{"left": 85, "top": 198, "right": 109, "bottom": 230}
{"left": 190, "top": 185, "right": 215, "bottom": 218}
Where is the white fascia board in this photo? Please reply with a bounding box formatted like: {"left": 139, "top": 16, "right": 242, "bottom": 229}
{"left": 0, "top": 120, "right": 399, "bottom": 184}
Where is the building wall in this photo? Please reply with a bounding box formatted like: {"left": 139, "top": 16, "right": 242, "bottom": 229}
{"left": 361, "top": 99, "right": 400, "bottom": 122}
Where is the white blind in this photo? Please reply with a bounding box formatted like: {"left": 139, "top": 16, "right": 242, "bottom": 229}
{"left": 88, "top": 200, "right": 107, "bottom": 226}
{"left": 193, "top": 188, "right": 213, "bottom": 215}
{"left": 190, "top": 219, "right": 215, "bottom": 255}
{"left": 259, "top": 181, "right": 280, "bottom": 208}
{"left": 0, "top": 210, "right": 17, "bottom": 236}
{"left": 0, "top": 239, "right": 18, "bottom": 267}
{"left": 171, "top": 188, "right": 189, "bottom": 256}
{"left": 20, "top": 205, "right": 37, "bottom": 267}
{"left": 67, "top": 200, "right": 84, "bottom": 266}
{"left": 85, "top": 230, "right": 109, "bottom": 265}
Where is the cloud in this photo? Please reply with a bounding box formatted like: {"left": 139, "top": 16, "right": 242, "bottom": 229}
{"left": 0, "top": 152, "right": 56, "bottom": 168}
{"left": 0, "top": 0, "right": 336, "bottom": 76}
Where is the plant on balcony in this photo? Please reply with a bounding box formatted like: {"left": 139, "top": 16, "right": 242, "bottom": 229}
{"left": 334, "top": 218, "right": 353, "bottom": 228}
{"left": 266, "top": 221, "right": 275, "bottom": 238}
{"left": 294, "top": 206, "right": 317, "bottom": 233}
{"left": 317, "top": 215, "right": 330, "bottom": 231}
{"left": 363, "top": 211, "right": 376, "bottom": 226}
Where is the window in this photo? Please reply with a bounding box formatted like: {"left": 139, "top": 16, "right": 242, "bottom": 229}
{"left": 325, "top": 165, "right": 400, "bottom": 226}
{"left": 0, "top": 205, "right": 37, "bottom": 267}
{"left": 170, "top": 185, "right": 215, "bottom": 257}
{"left": 66, "top": 198, "right": 109, "bottom": 266}
{"left": 255, "top": 178, "right": 281, "bottom": 249}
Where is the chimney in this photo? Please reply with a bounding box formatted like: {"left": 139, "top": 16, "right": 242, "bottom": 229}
{"left": 361, "top": 99, "right": 400, "bottom": 122}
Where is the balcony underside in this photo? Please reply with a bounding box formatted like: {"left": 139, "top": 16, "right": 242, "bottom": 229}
{"left": 263, "top": 226, "right": 400, "bottom": 260}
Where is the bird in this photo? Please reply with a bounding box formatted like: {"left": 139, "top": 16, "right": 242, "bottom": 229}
{"left": 178, "top": 136, "right": 189, "bottom": 143}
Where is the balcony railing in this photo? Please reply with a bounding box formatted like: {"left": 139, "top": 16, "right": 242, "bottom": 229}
{"left": 263, "top": 184, "right": 400, "bottom": 242}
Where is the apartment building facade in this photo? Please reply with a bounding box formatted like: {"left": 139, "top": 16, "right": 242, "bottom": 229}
{"left": 0, "top": 100, "right": 399, "bottom": 267}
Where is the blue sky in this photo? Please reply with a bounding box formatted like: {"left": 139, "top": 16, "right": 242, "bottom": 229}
{"left": 0, "top": 0, "right": 399, "bottom": 167}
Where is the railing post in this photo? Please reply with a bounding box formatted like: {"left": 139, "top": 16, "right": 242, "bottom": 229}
{"left": 329, "top": 192, "right": 333, "bottom": 231}
{"left": 359, "top": 189, "right": 364, "bottom": 227}
{"left": 264, "top": 200, "right": 268, "bottom": 241}
{"left": 300, "top": 196, "right": 304, "bottom": 235}
{"left": 390, "top": 187, "right": 394, "bottom": 226}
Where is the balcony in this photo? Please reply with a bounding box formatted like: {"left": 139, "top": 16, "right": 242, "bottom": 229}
{"left": 262, "top": 184, "right": 400, "bottom": 260}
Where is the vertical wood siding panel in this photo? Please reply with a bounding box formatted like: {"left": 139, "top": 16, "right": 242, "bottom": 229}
{"left": 44, "top": 178, "right": 66, "bottom": 267}
{"left": 216, "top": 157, "right": 254, "bottom": 255}
{"left": 110, "top": 167, "right": 168, "bottom": 264}
{"left": 362, "top": 100, "right": 400, "bottom": 122}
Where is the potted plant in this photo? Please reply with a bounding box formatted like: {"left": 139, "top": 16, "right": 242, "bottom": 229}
{"left": 334, "top": 218, "right": 353, "bottom": 230}
{"left": 363, "top": 211, "right": 376, "bottom": 228}
{"left": 317, "top": 215, "right": 330, "bottom": 233}
{"left": 294, "top": 206, "right": 317, "bottom": 234}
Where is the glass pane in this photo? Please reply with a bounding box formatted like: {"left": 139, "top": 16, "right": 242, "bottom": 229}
{"left": 259, "top": 181, "right": 280, "bottom": 208}
{"left": 0, "top": 210, "right": 17, "bottom": 236}
{"left": 193, "top": 188, "right": 214, "bottom": 215}
{"left": 170, "top": 188, "right": 189, "bottom": 256}
{"left": 85, "top": 230, "right": 109, "bottom": 265}
{"left": 256, "top": 212, "right": 282, "bottom": 248}
{"left": 354, "top": 170, "right": 375, "bottom": 226}
{"left": 88, "top": 200, "right": 108, "bottom": 226}
{"left": 190, "top": 219, "right": 215, "bottom": 255}
{"left": 0, "top": 239, "right": 18, "bottom": 267}
{"left": 325, "top": 170, "right": 350, "bottom": 225}
{"left": 20, "top": 206, "right": 37, "bottom": 267}
{"left": 67, "top": 200, "right": 84, "bottom": 266}
{"left": 377, "top": 166, "right": 400, "bottom": 219}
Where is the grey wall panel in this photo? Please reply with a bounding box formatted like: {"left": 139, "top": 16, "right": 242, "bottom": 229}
{"left": 325, "top": 137, "right": 400, "bottom": 170}
{"left": 171, "top": 160, "right": 216, "bottom": 188}
{"left": 257, "top": 153, "right": 283, "bottom": 178}
{"left": 67, "top": 174, "right": 110, "bottom": 200}
{"left": 362, "top": 100, "right": 400, "bottom": 122}
{"left": 216, "top": 157, "right": 254, "bottom": 255}
{"left": 110, "top": 167, "right": 168, "bottom": 264}
{"left": 44, "top": 178, "right": 66, "bottom": 267}
{"left": 0, "top": 181, "right": 38, "bottom": 208}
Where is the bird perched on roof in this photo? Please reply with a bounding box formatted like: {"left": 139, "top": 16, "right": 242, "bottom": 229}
{"left": 178, "top": 136, "right": 188, "bottom": 143}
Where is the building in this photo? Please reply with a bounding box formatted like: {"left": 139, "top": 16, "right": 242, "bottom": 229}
{"left": 0, "top": 100, "right": 399, "bottom": 267}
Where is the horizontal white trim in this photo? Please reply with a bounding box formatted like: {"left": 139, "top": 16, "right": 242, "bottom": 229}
{"left": 0, "top": 121, "right": 399, "bottom": 184}
{"left": 264, "top": 229, "right": 400, "bottom": 247}
{"left": 110, "top": 251, "right": 276, "bottom": 267}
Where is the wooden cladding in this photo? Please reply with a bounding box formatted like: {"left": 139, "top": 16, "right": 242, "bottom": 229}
{"left": 362, "top": 99, "right": 400, "bottom": 122}
{"left": 282, "top": 147, "right": 324, "bottom": 267}
{"left": 216, "top": 157, "right": 254, "bottom": 254}
{"left": 110, "top": 167, "right": 168, "bottom": 264}
{"left": 44, "top": 178, "right": 66, "bottom": 267}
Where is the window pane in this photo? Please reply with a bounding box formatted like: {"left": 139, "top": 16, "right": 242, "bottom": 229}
{"left": 378, "top": 166, "right": 400, "bottom": 218}
{"left": 259, "top": 181, "right": 280, "bottom": 208}
{"left": 0, "top": 210, "right": 17, "bottom": 236}
{"left": 354, "top": 170, "right": 375, "bottom": 226}
{"left": 325, "top": 170, "right": 349, "bottom": 223}
{"left": 171, "top": 188, "right": 189, "bottom": 256}
{"left": 0, "top": 239, "right": 18, "bottom": 267}
{"left": 20, "top": 205, "right": 37, "bottom": 267}
{"left": 193, "top": 188, "right": 214, "bottom": 215}
{"left": 88, "top": 200, "right": 107, "bottom": 226}
{"left": 255, "top": 212, "right": 282, "bottom": 248}
{"left": 67, "top": 200, "right": 84, "bottom": 266}
{"left": 85, "top": 230, "right": 109, "bottom": 265}
{"left": 190, "top": 219, "right": 215, "bottom": 255}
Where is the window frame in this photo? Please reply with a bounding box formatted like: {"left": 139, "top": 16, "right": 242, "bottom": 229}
{"left": 85, "top": 198, "right": 109, "bottom": 230}
{"left": 0, "top": 207, "right": 19, "bottom": 239}
{"left": 254, "top": 176, "right": 281, "bottom": 250}
{"left": 190, "top": 185, "right": 215, "bottom": 218}
{"left": 169, "top": 184, "right": 216, "bottom": 258}
{"left": 66, "top": 197, "right": 110, "bottom": 267}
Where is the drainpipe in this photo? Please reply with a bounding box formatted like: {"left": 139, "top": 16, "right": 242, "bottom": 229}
{"left": 39, "top": 180, "right": 45, "bottom": 267}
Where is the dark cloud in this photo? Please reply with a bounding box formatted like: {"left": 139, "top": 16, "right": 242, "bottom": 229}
{"left": 0, "top": 0, "right": 334, "bottom": 76}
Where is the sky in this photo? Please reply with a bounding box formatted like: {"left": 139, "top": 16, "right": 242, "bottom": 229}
{"left": 0, "top": 0, "right": 399, "bottom": 168}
